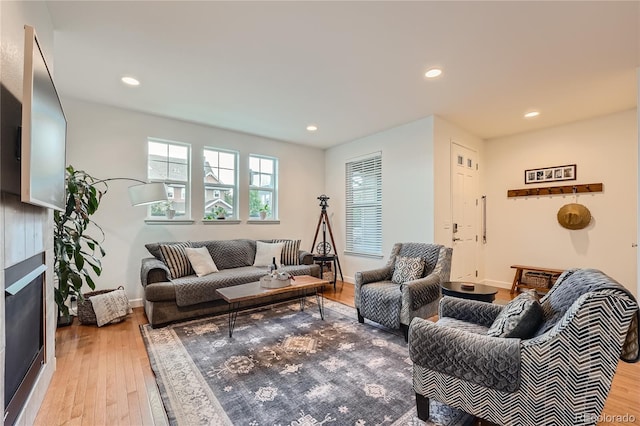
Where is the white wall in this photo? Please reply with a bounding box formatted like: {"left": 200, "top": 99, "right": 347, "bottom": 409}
{"left": 324, "top": 117, "right": 436, "bottom": 282}
{"left": 64, "top": 99, "right": 325, "bottom": 303}
{"left": 485, "top": 109, "right": 638, "bottom": 294}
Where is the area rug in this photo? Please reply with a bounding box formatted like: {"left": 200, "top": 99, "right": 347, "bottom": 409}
{"left": 141, "top": 299, "right": 475, "bottom": 426}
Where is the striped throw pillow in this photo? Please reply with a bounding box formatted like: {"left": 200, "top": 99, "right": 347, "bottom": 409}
{"left": 272, "top": 239, "right": 301, "bottom": 265}
{"left": 159, "top": 242, "right": 194, "bottom": 279}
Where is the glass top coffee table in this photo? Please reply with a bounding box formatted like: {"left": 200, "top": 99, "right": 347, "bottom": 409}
{"left": 216, "top": 275, "right": 329, "bottom": 337}
{"left": 441, "top": 281, "right": 498, "bottom": 303}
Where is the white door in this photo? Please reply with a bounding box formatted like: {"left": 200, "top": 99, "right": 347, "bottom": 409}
{"left": 450, "top": 142, "right": 479, "bottom": 282}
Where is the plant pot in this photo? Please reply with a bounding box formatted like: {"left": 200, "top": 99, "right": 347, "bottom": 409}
{"left": 259, "top": 211, "right": 267, "bottom": 220}
{"left": 57, "top": 311, "right": 74, "bottom": 328}
{"left": 166, "top": 208, "right": 176, "bottom": 219}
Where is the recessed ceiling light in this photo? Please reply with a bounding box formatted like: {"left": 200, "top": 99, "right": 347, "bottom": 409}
{"left": 424, "top": 68, "right": 443, "bottom": 78}
{"left": 306, "top": 124, "right": 318, "bottom": 132}
{"left": 121, "top": 76, "right": 140, "bottom": 86}
{"left": 524, "top": 111, "right": 540, "bottom": 118}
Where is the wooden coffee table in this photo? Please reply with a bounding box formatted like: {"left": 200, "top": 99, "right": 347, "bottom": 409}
{"left": 215, "top": 275, "right": 329, "bottom": 337}
{"left": 441, "top": 281, "right": 498, "bottom": 303}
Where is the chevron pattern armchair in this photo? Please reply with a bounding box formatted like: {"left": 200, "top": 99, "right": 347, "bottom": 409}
{"left": 355, "top": 242, "right": 452, "bottom": 341}
{"left": 408, "top": 268, "right": 640, "bottom": 426}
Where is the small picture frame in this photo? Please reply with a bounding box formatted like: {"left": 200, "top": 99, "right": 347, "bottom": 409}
{"left": 524, "top": 164, "right": 576, "bottom": 184}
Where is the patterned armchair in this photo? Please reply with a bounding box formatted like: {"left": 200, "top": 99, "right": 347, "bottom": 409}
{"left": 354, "top": 242, "right": 452, "bottom": 341}
{"left": 408, "top": 268, "right": 640, "bottom": 425}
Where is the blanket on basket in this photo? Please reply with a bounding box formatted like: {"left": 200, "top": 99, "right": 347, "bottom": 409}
{"left": 90, "top": 289, "right": 132, "bottom": 327}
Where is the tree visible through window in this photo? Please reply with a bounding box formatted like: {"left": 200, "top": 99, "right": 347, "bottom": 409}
{"left": 147, "top": 139, "right": 190, "bottom": 218}
{"left": 345, "top": 153, "right": 382, "bottom": 256}
{"left": 249, "top": 155, "right": 278, "bottom": 219}
{"left": 203, "top": 148, "right": 238, "bottom": 219}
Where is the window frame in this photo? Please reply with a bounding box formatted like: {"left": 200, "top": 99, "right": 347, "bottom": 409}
{"left": 147, "top": 138, "right": 191, "bottom": 220}
{"left": 203, "top": 147, "right": 239, "bottom": 220}
{"left": 345, "top": 152, "right": 383, "bottom": 257}
{"left": 248, "top": 154, "right": 278, "bottom": 220}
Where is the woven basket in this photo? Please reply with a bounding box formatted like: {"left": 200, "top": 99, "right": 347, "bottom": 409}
{"left": 522, "top": 271, "right": 552, "bottom": 289}
{"left": 77, "top": 286, "right": 124, "bottom": 325}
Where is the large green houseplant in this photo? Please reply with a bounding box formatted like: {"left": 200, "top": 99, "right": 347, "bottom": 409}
{"left": 54, "top": 166, "right": 107, "bottom": 324}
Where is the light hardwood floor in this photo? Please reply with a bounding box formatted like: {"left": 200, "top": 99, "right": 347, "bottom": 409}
{"left": 35, "top": 282, "right": 639, "bottom": 425}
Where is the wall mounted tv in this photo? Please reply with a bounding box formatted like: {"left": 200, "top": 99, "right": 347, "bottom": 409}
{"left": 21, "top": 25, "right": 67, "bottom": 211}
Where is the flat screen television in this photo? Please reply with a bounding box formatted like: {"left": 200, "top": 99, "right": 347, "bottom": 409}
{"left": 21, "top": 25, "right": 66, "bottom": 211}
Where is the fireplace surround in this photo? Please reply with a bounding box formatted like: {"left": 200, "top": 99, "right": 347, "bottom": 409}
{"left": 4, "top": 252, "right": 46, "bottom": 425}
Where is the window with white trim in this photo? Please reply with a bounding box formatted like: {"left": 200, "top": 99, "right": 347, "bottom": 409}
{"left": 345, "top": 153, "right": 382, "bottom": 256}
{"left": 249, "top": 155, "right": 278, "bottom": 219}
{"left": 147, "top": 139, "right": 190, "bottom": 218}
{"left": 203, "top": 148, "right": 238, "bottom": 219}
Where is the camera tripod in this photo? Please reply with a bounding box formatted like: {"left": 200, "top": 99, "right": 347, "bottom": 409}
{"left": 311, "top": 195, "right": 343, "bottom": 288}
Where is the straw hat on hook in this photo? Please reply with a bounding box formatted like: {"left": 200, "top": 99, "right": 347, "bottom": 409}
{"left": 557, "top": 203, "right": 592, "bottom": 230}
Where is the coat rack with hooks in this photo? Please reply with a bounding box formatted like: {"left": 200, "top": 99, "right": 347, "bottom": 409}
{"left": 507, "top": 182, "right": 603, "bottom": 198}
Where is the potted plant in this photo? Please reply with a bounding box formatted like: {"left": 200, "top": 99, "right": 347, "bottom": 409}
{"left": 214, "top": 206, "right": 227, "bottom": 219}
{"left": 164, "top": 200, "right": 176, "bottom": 219}
{"left": 259, "top": 203, "right": 270, "bottom": 220}
{"left": 54, "top": 166, "right": 106, "bottom": 326}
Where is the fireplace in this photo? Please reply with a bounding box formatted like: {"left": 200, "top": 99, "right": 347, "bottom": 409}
{"left": 4, "top": 252, "right": 46, "bottom": 426}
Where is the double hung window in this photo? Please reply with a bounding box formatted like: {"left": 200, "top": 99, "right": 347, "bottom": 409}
{"left": 345, "top": 153, "right": 382, "bottom": 256}
{"left": 147, "top": 139, "right": 190, "bottom": 218}
{"left": 249, "top": 155, "right": 278, "bottom": 219}
{"left": 203, "top": 148, "right": 238, "bottom": 219}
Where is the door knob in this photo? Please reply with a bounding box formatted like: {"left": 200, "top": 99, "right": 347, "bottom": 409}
{"left": 453, "top": 237, "right": 461, "bottom": 242}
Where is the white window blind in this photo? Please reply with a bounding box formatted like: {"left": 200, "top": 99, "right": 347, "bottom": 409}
{"left": 345, "top": 153, "right": 382, "bottom": 257}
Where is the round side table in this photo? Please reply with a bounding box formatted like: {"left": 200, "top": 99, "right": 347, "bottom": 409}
{"left": 441, "top": 281, "right": 498, "bottom": 303}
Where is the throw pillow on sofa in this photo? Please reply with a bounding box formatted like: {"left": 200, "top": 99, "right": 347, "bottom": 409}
{"left": 254, "top": 241, "right": 284, "bottom": 268}
{"left": 487, "top": 289, "right": 543, "bottom": 338}
{"left": 392, "top": 256, "right": 425, "bottom": 284}
{"left": 272, "top": 239, "right": 301, "bottom": 265}
{"left": 185, "top": 247, "right": 218, "bottom": 277}
{"left": 159, "top": 242, "right": 194, "bottom": 279}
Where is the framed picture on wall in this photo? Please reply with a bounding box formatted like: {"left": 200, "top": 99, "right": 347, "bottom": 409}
{"left": 524, "top": 164, "right": 576, "bottom": 184}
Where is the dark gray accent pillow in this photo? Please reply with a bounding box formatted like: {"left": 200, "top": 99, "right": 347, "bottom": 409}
{"left": 487, "top": 289, "right": 543, "bottom": 338}
{"left": 145, "top": 241, "right": 176, "bottom": 260}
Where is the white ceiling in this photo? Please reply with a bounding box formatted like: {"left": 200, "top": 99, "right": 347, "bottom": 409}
{"left": 47, "top": 1, "right": 639, "bottom": 149}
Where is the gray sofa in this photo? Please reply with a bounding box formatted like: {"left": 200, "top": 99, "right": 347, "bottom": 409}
{"left": 140, "top": 239, "right": 321, "bottom": 327}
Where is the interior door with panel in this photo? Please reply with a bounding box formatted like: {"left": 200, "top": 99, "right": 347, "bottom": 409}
{"left": 450, "top": 142, "right": 479, "bottom": 282}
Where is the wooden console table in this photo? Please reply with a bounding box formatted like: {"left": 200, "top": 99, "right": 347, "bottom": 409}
{"left": 510, "top": 265, "right": 564, "bottom": 294}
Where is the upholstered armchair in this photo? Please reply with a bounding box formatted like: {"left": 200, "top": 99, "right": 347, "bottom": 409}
{"left": 408, "top": 268, "right": 640, "bottom": 426}
{"left": 355, "top": 242, "right": 452, "bottom": 341}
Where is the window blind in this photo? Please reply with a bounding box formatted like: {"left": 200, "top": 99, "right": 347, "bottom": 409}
{"left": 345, "top": 154, "right": 382, "bottom": 256}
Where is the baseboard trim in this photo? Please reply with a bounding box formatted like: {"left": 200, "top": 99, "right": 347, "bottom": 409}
{"left": 480, "top": 279, "right": 512, "bottom": 290}
{"left": 130, "top": 298, "right": 144, "bottom": 308}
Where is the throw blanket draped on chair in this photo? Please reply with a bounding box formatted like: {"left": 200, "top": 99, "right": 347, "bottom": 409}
{"left": 409, "top": 268, "right": 639, "bottom": 426}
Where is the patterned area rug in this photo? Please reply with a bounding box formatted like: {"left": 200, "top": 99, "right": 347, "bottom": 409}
{"left": 140, "top": 299, "right": 474, "bottom": 426}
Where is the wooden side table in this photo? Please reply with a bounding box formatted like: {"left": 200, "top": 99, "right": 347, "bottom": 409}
{"left": 510, "top": 265, "right": 564, "bottom": 294}
{"left": 313, "top": 254, "right": 340, "bottom": 290}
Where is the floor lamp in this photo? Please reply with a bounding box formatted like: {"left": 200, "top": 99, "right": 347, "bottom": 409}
{"left": 92, "top": 178, "right": 168, "bottom": 206}
{"left": 127, "top": 181, "right": 169, "bottom": 206}
{"left": 58, "top": 177, "right": 167, "bottom": 327}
